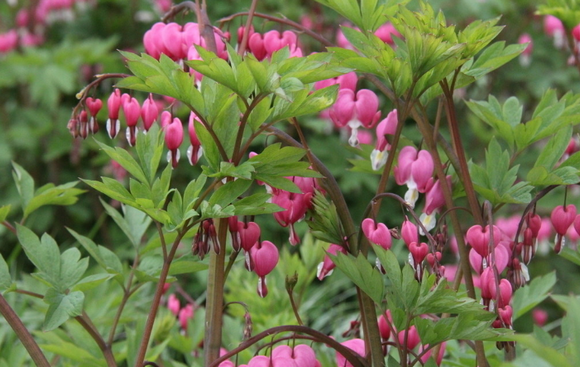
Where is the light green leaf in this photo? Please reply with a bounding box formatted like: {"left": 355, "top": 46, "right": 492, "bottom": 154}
{"left": 16, "top": 225, "right": 61, "bottom": 287}
{"left": 0, "top": 254, "right": 12, "bottom": 292}
{"left": 43, "top": 289, "right": 84, "bottom": 331}
{"left": 512, "top": 272, "right": 556, "bottom": 320}
{"left": 12, "top": 162, "right": 35, "bottom": 210}
{"left": 0, "top": 205, "right": 11, "bottom": 222}
{"left": 330, "top": 252, "right": 384, "bottom": 304}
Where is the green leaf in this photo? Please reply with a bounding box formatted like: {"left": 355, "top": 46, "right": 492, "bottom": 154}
{"left": 512, "top": 272, "right": 556, "bottom": 320}
{"left": 95, "top": 140, "right": 148, "bottom": 184}
{"left": 168, "top": 255, "right": 208, "bottom": 275}
{"left": 12, "top": 162, "right": 35, "bottom": 210}
{"left": 100, "top": 199, "right": 152, "bottom": 248}
{"left": 16, "top": 225, "right": 61, "bottom": 287}
{"left": 24, "top": 182, "right": 85, "bottom": 219}
{"left": 0, "top": 205, "right": 10, "bottom": 222}
{"left": 67, "top": 228, "right": 124, "bottom": 282}
{"left": 71, "top": 273, "right": 115, "bottom": 292}
{"left": 59, "top": 248, "right": 89, "bottom": 290}
{"left": 136, "top": 124, "right": 164, "bottom": 186}
{"left": 464, "top": 41, "right": 526, "bottom": 79}
{"left": 330, "top": 252, "right": 384, "bottom": 304}
{"left": 233, "top": 192, "right": 283, "bottom": 216}
{"left": 43, "top": 289, "right": 84, "bottom": 331}
{"left": 208, "top": 179, "right": 252, "bottom": 209}
{"left": 0, "top": 254, "right": 12, "bottom": 292}
{"left": 534, "top": 125, "right": 573, "bottom": 172}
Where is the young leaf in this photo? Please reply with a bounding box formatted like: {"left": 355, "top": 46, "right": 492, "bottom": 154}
{"left": 23, "top": 182, "right": 85, "bottom": 219}
{"left": 100, "top": 198, "right": 152, "bottom": 248}
{"left": 0, "top": 205, "right": 10, "bottom": 222}
{"left": 95, "top": 140, "right": 148, "bottom": 184}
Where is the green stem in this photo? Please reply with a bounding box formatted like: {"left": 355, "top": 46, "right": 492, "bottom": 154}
{"left": 134, "top": 229, "right": 187, "bottom": 367}
{"left": 0, "top": 294, "right": 50, "bottom": 367}
{"left": 203, "top": 218, "right": 228, "bottom": 366}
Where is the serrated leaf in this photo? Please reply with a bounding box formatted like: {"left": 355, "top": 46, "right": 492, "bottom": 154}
{"left": 71, "top": 273, "right": 115, "bottom": 292}
{"left": 95, "top": 140, "right": 148, "bottom": 184}
{"left": 208, "top": 179, "right": 252, "bottom": 208}
{"left": 16, "top": 225, "right": 61, "bottom": 287}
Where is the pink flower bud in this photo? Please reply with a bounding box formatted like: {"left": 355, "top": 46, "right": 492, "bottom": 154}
{"left": 397, "top": 325, "right": 420, "bottom": 351}
{"left": 544, "top": 15, "right": 565, "bottom": 48}
{"left": 409, "top": 242, "right": 429, "bottom": 265}
{"left": 187, "top": 112, "right": 203, "bottom": 165}
{"left": 532, "top": 308, "right": 548, "bottom": 326}
{"left": 238, "top": 221, "right": 261, "bottom": 252}
{"left": 141, "top": 94, "right": 159, "bottom": 131}
{"left": 401, "top": 219, "right": 419, "bottom": 246}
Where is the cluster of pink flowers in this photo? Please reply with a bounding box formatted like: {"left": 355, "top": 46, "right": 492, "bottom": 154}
{"left": 0, "top": 0, "right": 98, "bottom": 54}
{"left": 69, "top": 89, "right": 203, "bottom": 169}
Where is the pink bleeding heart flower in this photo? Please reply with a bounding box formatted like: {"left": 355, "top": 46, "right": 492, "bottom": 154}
{"left": 272, "top": 344, "right": 319, "bottom": 367}
{"left": 250, "top": 241, "right": 279, "bottom": 297}
{"left": 106, "top": 89, "right": 122, "bottom": 139}
{"left": 479, "top": 267, "right": 497, "bottom": 306}
{"left": 551, "top": 204, "right": 577, "bottom": 253}
{"left": 141, "top": 94, "right": 159, "bottom": 131}
{"left": 178, "top": 303, "right": 194, "bottom": 331}
{"left": 317, "top": 244, "right": 346, "bottom": 280}
{"left": 246, "top": 356, "right": 270, "bottom": 367}
{"left": 167, "top": 294, "right": 180, "bottom": 316}
{"left": 248, "top": 32, "right": 268, "bottom": 60}
{"left": 466, "top": 225, "right": 502, "bottom": 258}
{"left": 272, "top": 189, "right": 312, "bottom": 246}
{"left": 165, "top": 117, "right": 183, "bottom": 169}
{"left": 397, "top": 325, "right": 420, "bottom": 351}
{"left": 498, "top": 305, "right": 513, "bottom": 327}
{"left": 532, "top": 308, "right": 548, "bottom": 327}
{"left": 551, "top": 204, "right": 577, "bottom": 235}
{"left": 238, "top": 221, "right": 261, "bottom": 252}
{"left": 518, "top": 33, "right": 533, "bottom": 67}
{"left": 374, "top": 22, "right": 401, "bottom": 46}
{"left": 329, "top": 89, "right": 381, "bottom": 147}
{"left": 162, "top": 23, "right": 186, "bottom": 60}
{"left": 498, "top": 278, "right": 512, "bottom": 308}
{"left": 401, "top": 219, "right": 419, "bottom": 247}
{"left": 160, "top": 110, "right": 172, "bottom": 129}
{"left": 314, "top": 71, "right": 358, "bottom": 92}
{"left": 262, "top": 30, "right": 302, "bottom": 58}
{"left": 377, "top": 310, "right": 393, "bottom": 340}
{"left": 143, "top": 22, "right": 166, "bottom": 59}
{"left": 0, "top": 30, "right": 18, "bottom": 54}
{"left": 409, "top": 242, "right": 429, "bottom": 266}
{"left": 123, "top": 96, "right": 141, "bottom": 146}
{"left": 393, "top": 146, "right": 434, "bottom": 208}
{"left": 362, "top": 218, "right": 392, "bottom": 250}
{"left": 187, "top": 112, "right": 204, "bottom": 165}
{"left": 468, "top": 243, "right": 509, "bottom": 275}
{"left": 85, "top": 97, "right": 102, "bottom": 134}
{"left": 420, "top": 175, "right": 451, "bottom": 235}
{"left": 370, "top": 109, "right": 398, "bottom": 171}
{"left": 543, "top": 15, "right": 565, "bottom": 49}
{"left": 336, "top": 339, "right": 365, "bottom": 367}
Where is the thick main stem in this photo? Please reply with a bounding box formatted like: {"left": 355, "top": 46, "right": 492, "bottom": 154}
{"left": 203, "top": 218, "right": 228, "bottom": 366}
{"left": 0, "top": 294, "right": 51, "bottom": 367}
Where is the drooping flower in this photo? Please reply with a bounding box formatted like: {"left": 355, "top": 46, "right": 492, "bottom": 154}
{"left": 106, "top": 89, "right": 122, "bottom": 139}
{"left": 250, "top": 240, "right": 279, "bottom": 297}
{"left": 329, "top": 89, "right": 381, "bottom": 147}
{"left": 164, "top": 117, "right": 184, "bottom": 168}
{"left": 393, "top": 146, "right": 434, "bottom": 208}
{"left": 370, "top": 109, "right": 398, "bottom": 171}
